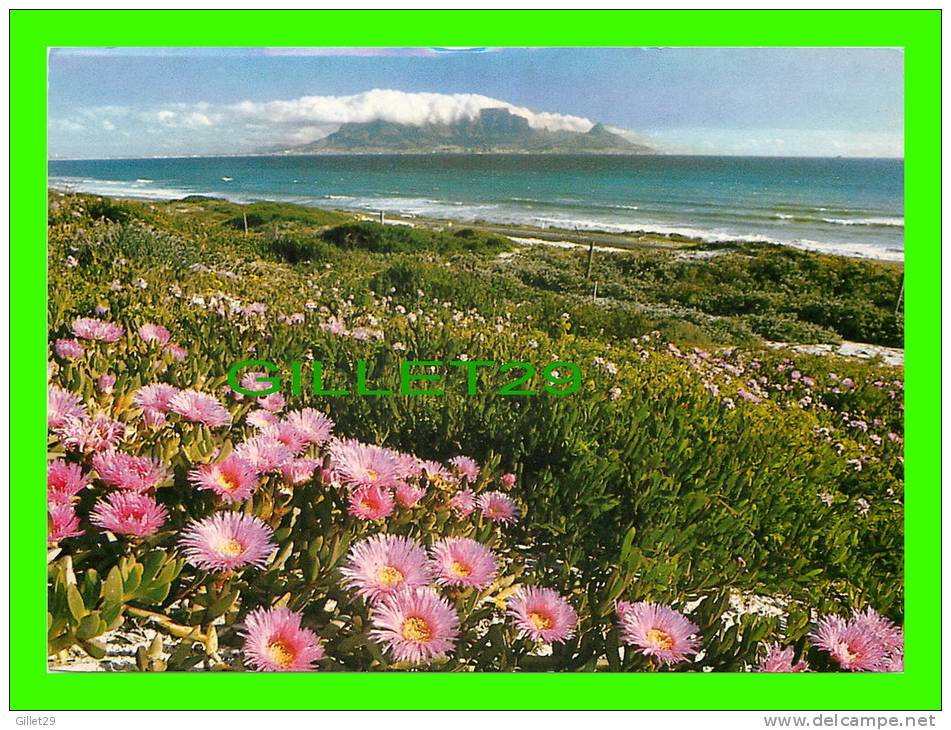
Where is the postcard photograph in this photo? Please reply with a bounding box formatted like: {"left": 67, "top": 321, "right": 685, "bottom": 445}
{"left": 45, "top": 46, "right": 904, "bottom": 674}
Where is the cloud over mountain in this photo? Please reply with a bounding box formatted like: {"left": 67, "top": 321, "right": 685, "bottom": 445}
{"left": 50, "top": 89, "right": 596, "bottom": 157}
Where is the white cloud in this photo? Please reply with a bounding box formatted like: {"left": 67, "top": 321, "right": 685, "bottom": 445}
{"left": 228, "top": 89, "right": 593, "bottom": 133}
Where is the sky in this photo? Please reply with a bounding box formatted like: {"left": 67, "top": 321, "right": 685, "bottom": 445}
{"left": 48, "top": 47, "right": 903, "bottom": 159}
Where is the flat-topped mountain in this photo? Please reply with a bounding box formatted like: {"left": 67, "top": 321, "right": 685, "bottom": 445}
{"left": 277, "top": 108, "right": 654, "bottom": 155}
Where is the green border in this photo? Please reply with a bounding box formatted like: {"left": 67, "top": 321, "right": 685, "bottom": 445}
{"left": 11, "top": 9, "right": 941, "bottom": 711}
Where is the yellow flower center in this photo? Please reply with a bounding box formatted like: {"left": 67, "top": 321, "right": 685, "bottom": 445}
{"left": 646, "top": 628, "right": 674, "bottom": 651}
{"left": 401, "top": 616, "right": 432, "bottom": 642}
{"left": 266, "top": 640, "right": 295, "bottom": 668}
{"left": 215, "top": 473, "right": 239, "bottom": 493}
{"left": 377, "top": 565, "right": 404, "bottom": 586}
{"left": 529, "top": 612, "right": 552, "bottom": 630}
{"left": 218, "top": 538, "right": 244, "bottom": 557}
{"left": 450, "top": 560, "right": 471, "bottom": 577}
{"left": 366, "top": 469, "right": 379, "bottom": 482}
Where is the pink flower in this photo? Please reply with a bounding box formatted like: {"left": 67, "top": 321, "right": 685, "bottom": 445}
{"left": 60, "top": 414, "right": 125, "bottom": 452}
{"left": 331, "top": 439, "right": 401, "bottom": 489}
{"left": 448, "top": 488, "right": 476, "bottom": 517}
{"left": 258, "top": 393, "right": 285, "bottom": 413}
{"left": 395, "top": 482, "right": 427, "bottom": 508}
{"left": 477, "top": 491, "right": 519, "bottom": 524}
{"left": 189, "top": 455, "right": 258, "bottom": 503}
{"left": 165, "top": 344, "right": 188, "bottom": 361}
{"left": 341, "top": 534, "right": 432, "bottom": 602}
{"left": 137, "top": 323, "right": 171, "bottom": 345}
{"left": 142, "top": 408, "right": 167, "bottom": 429}
{"left": 348, "top": 484, "right": 395, "bottom": 521}
{"left": 369, "top": 587, "right": 460, "bottom": 665}
{"left": 71, "top": 317, "right": 124, "bottom": 342}
{"left": 92, "top": 450, "right": 168, "bottom": 491}
{"left": 242, "top": 607, "right": 324, "bottom": 672}
{"left": 261, "top": 422, "right": 308, "bottom": 455}
{"left": 280, "top": 458, "right": 319, "bottom": 486}
{"left": 430, "top": 538, "right": 498, "bottom": 590}
{"left": 133, "top": 384, "right": 179, "bottom": 413}
{"left": 233, "top": 435, "right": 294, "bottom": 474}
{"left": 54, "top": 339, "right": 85, "bottom": 359}
{"left": 48, "top": 503, "right": 83, "bottom": 542}
{"left": 247, "top": 409, "right": 280, "bottom": 430}
{"left": 811, "top": 609, "right": 902, "bottom": 672}
{"left": 616, "top": 601, "right": 700, "bottom": 665}
{"left": 284, "top": 408, "right": 334, "bottom": 446}
{"left": 757, "top": 643, "right": 809, "bottom": 672}
{"left": 169, "top": 389, "right": 231, "bottom": 428}
{"left": 508, "top": 587, "right": 577, "bottom": 644}
{"left": 90, "top": 491, "right": 168, "bottom": 537}
{"left": 390, "top": 451, "right": 424, "bottom": 480}
{"left": 501, "top": 472, "right": 517, "bottom": 488}
{"left": 448, "top": 455, "right": 480, "bottom": 482}
{"left": 48, "top": 386, "right": 86, "bottom": 431}
{"left": 48, "top": 461, "right": 91, "bottom": 503}
{"left": 420, "top": 460, "right": 453, "bottom": 484}
{"left": 239, "top": 371, "right": 274, "bottom": 394}
{"left": 97, "top": 374, "right": 116, "bottom": 394}
{"left": 178, "top": 512, "right": 275, "bottom": 573}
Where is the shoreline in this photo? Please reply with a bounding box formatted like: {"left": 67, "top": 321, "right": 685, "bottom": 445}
{"left": 49, "top": 186, "right": 904, "bottom": 266}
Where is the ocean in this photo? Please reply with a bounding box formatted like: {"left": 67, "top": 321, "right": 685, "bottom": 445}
{"left": 48, "top": 154, "right": 904, "bottom": 261}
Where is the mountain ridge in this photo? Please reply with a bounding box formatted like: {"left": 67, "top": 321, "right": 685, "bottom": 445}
{"left": 275, "top": 108, "right": 655, "bottom": 155}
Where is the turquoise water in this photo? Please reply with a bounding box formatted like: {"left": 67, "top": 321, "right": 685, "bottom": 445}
{"left": 49, "top": 154, "right": 903, "bottom": 260}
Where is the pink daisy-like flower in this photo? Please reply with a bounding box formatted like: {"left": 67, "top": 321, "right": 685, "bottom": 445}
{"left": 390, "top": 451, "right": 424, "bottom": 480}
{"left": 348, "top": 484, "right": 395, "bottom": 521}
{"left": 48, "top": 460, "right": 91, "bottom": 503}
{"left": 178, "top": 512, "right": 275, "bottom": 573}
{"left": 810, "top": 614, "right": 889, "bottom": 672}
{"left": 280, "top": 458, "right": 319, "bottom": 486}
{"left": 284, "top": 408, "right": 335, "bottom": 446}
{"left": 341, "top": 534, "right": 432, "bottom": 602}
{"left": 133, "top": 383, "right": 180, "bottom": 414}
{"left": 477, "top": 491, "right": 519, "bottom": 524}
{"left": 90, "top": 491, "right": 168, "bottom": 537}
{"left": 258, "top": 393, "right": 285, "bottom": 414}
{"left": 369, "top": 587, "right": 460, "bottom": 665}
{"left": 331, "top": 439, "right": 401, "bottom": 489}
{"left": 420, "top": 460, "right": 453, "bottom": 485}
{"left": 48, "top": 386, "right": 86, "bottom": 431}
{"left": 142, "top": 408, "right": 167, "bottom": 429}
{"left": 247, "top": 409, "right": 280, "bottom": 430}
{"left": 48, "top": 502, "right": 83, "bottom": 542}
{"left": 54, "top": 338, "right": 85, "bottom": 360}
{"left": 261, "top": 422, "right": 308, "bottom": 455}
{"left": 169, "top": 389, "right": 231, "bottom": 428}
{"left": 448, "top": 455, "right": 480, "bottom": 482}
{"left": 501, "top": 472, "right": 517, "bottom": 488}
{"left": 448, "top": 488, "right": 476, "bottom": 517}
{"left": 137, "top": 323, "right": 171, "bottom": 345}
{"left": 395, "top": 482, "right": 427, "bottom": 508}
{"left": 239, "top": 371, "right": 275, "bottom": 394}
{"left": 616, "top": 601, "right": 700, "bottom": 665}
{"left": 430, "top": 538, "right": 498, "bottom": 590}
{"left": 97, "top": 374, "right": 116, "bottom": 394}
{"left": 233, "top": 435, "right": 294, "bottom": 474}
{"left": 851, "top": 608, "right": 904, "bottom": 657}
{"left": 757, "top": 643, "right": 809, "bottom": 672}
{"left": 242, "top": 607, "right": 325, "bottom": 672}
{"left": 165, "top": 344, "right": 188, "bottom": 361}
{"left": 189, "top": 455, "right": 258, "bottom": 504}
{"left": 60, "top": 414, "right": 126, "bottom": 453}
{"left": 508, "top": 587, "right": 577, "bottom": 644}
{"left": 71, "top": 317, "right": 124, "bottom": 343}
{"left": 91, "top": 450, "right": 168, "bottom": 491}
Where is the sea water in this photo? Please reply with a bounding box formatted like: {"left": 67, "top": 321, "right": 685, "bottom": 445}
{"left": 48, "top": 154, "right": 904, "bottom": 261}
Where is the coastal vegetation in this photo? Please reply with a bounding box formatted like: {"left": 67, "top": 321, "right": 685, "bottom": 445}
{"left": 47, "top": 192, "right": 903, "bottom": 672}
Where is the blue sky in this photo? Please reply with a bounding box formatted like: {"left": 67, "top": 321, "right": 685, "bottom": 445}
{"left": 48, "top": 47, "right": 903, "bottom": 158}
